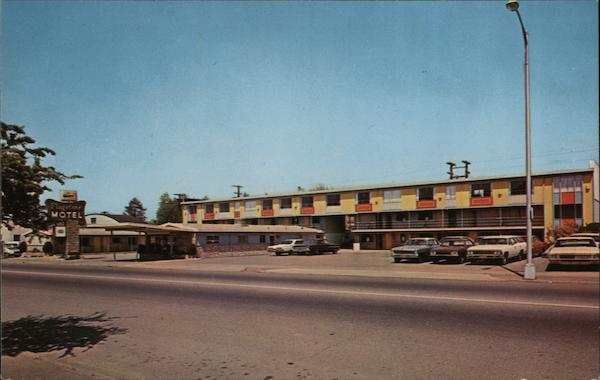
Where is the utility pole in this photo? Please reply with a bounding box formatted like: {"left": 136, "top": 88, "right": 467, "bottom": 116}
{"left": 232, "top": 185, "right": 244, "bottom": 198}
{"left": 446, "top": 162, "right": 456, "bottom": 179}
{"left": 446, "top": 160, "right": 471, "bottom": 179}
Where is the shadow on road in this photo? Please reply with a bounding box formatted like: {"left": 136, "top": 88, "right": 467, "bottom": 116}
{"left": 1, "top": 312, "right": 128, "bottom": 358}
{"left": 546, "top": 264, "right": 600, "bottom": 272}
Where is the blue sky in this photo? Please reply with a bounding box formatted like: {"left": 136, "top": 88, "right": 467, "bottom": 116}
{"left": 2, "top": 1, "right": 598, "bottom": 218}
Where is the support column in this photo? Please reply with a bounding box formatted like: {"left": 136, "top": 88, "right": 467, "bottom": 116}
{"left": 65, "top": 219, "right": 80, "bottom": 259}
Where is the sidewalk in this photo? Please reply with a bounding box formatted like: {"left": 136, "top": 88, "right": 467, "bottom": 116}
{"left": 6, "top": 250, "right": 598, "bottom": 284}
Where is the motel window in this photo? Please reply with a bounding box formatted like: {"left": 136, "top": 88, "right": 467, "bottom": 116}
{"left": 510, "top": 180, "right": 527, "bottom": 196}
{"left": 13, "top": 234, "right": 21, "bottom": 241}
{"left": 326, "top": 194, "right": 341, "bottom": 206}
{"left": 383, "top": 189, "right": 401, "bottom": 203}
{"left": 417, "top": 187, "right": 434, "bottom": 201}
{"left": 206, "top": 235, "right": 220, "bottom": 244}
{"left": 418, "top": 211, "right": 433, "bottom": 221}
{"left": 280, "top": 198, "right": 292, "bottom": 209}
{"left": 471, "top": 183, "right": 491, "bottom": 198}
{"left": 188, "top": 206, "right": 197, "bottom": 215}
{"left": 312, "top": 217, "right": 321, "bottom": 224}
{"left": 234, "top": 202, "right": 241, "bottom": 211}
{"left": 262, "top": 199, "right": 273, "bottom": 210}
{"left": 356, "top": 192, "right": 371, "bottom": 204}
{"left": 112, "top": 237, "right": 121, "bottom": 244}
{"left": 205, "top": 204, "right": 214, "bottom": 213}
{"left": 554, "top": 204, "right": 583, "bottom": 219}
{"left": 81, "top": 237, "right": 91, "bottom": 246}
{"left": 238, "top": 235, "right": 248, "bottom": 244}
{"left": 219, "top": 203, "right": 230, "bottom": 213}
{"left": 260, "top": 235, "right": 266, "bottom": 243}
{"left": 245, "top": 200, "right": 256, "bottom": 211}
{"left": 445, "top": 186, "right": 456, "bottom": 200}
{"left": 301, "top": 196, "right": 314, "bottom": 208}
{"left": 90, "top": 217, "right": 97, "bottom": 224}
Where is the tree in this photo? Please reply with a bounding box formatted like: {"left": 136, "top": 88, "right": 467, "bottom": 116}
{"left": 124, "top": 197, "right": 147, "bottom": 221}
{"left": 1, "top": 122, "right": 81, "bottom": 231}
{"left": 155, "top": 193, "right": 182, "bottom": 224}
{"left": 309, "top": 183, "right": 332, "bottom": 191}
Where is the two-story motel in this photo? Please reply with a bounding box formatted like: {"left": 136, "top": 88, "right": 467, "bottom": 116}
{"left": 180, "top": 162, "right": 599, "bottom": 250}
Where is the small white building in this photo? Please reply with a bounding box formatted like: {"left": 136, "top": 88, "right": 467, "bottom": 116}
{"left": 1, "top": 223, "right": 51, "bottom": 253}
{"left": 162, "top": 223, "right": 324, "bottom": 253}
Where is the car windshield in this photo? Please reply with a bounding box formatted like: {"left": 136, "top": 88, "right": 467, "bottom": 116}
{"left": 406, "top": 239, "right": 428, "bottom": 245}
{"left": 573, "top": 235, "right": 600, "bottom": 243}
{"left": 441, "top": 239, "right": 466, "bottom": 246}
{"left": 477, "top": 238, "right": 507, "bottom": 245}
{"left": 555, "top": 239, "right": 596, "bottom": 248}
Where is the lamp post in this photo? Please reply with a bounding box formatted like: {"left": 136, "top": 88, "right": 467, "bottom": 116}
{"left": 506, "top": 0, "right": 535, "bottom": 280}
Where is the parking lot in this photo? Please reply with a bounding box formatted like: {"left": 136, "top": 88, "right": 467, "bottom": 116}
{"left": 11, "top": 249, "right": 591, "bottom": 284}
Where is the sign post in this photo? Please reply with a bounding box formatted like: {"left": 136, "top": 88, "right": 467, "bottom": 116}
{"left": 46, "top": 198, "right": 86, "bottom": 259}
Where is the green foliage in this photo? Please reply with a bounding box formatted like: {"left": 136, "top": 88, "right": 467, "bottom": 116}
{"left": 42, "top": 241, "right": 54, "bottom": 255}
{"left": 124, "top": 197, "right": 147, "bottom": 221}
{"left": 308, "top": 183, "right": 332, "bottom": 191}
{"left": 155, "top": 193, "right": 182, "bottom": 224}
{"left": 583, "top": 223, "right": 600, "bottom": 232}
{"left": 1, "top": 122, "right": 81, "bottom": 231}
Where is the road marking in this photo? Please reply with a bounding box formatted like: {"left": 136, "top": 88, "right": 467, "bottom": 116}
{"left": 3, "top": 269, "right": 599, "bottom": 310}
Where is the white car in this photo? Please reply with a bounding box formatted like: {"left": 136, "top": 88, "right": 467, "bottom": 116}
{"left": 570, "top": 233, "right": 600, "bottom": 247}
{"left": 547, "top": 237, "right": 599, "bottom": 265}
{"left": 467, "top": 235, "right": 527, "bottom": 265}
{"left": 3, "top": 242, "right": 21, "bottom": 258}
{"left": 267, "top": 239, "right": 309, "bottom": 256}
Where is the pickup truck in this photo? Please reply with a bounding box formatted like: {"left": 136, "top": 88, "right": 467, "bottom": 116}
{"left": 267, "top": 239, "right": 309, "bottom": 256}
{"left": 308, "top": 240, "right": 339, "bottom": 255}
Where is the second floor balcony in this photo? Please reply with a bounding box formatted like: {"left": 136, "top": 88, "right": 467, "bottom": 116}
{"left": 350, "top": 216, "right": 545, "bottom": 230}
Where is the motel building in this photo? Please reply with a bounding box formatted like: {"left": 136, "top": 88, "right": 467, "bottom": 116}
{"left": 180, "top": 162, "right": 599, "bottom": 250}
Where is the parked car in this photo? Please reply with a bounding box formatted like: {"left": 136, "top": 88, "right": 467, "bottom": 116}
{"left": 467, "top": 235, "right": 527, "bottom": 265}
{"left": 547, "top": 237, "right": 599, "bottom": 266}
{"left": 308, "top": 239, "right": 339, "bottom": 255}
{"left": 3, "top": 242, "right": 21, "bottom": 258}
{"left": 267, "top": 239, "right": 309, "bottom": 256}
{"left": 391, "top": 238, "right": 440, "bottom": 263}
{"left": 430, "top": 236, "right": 474, "bottom": 263}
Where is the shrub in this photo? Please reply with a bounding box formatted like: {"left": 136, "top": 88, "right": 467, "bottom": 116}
{"left": 18, "top": 241, "right": 27, "bottom": 253}
{"left": 42, "top": 241, "right": 54, "bottom": 255}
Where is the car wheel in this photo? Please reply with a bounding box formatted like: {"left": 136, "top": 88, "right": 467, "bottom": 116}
{"left": 457, "top": 255, "right": 466, "bottom": 264}
{"left": 519, "top": 250, "right": 525, "bottom": 260}
{"left": 417, "top": 254, "right": 425, "bottom": 263}
{"left": 500, "top": 254, "right": 508, "bottom": 265}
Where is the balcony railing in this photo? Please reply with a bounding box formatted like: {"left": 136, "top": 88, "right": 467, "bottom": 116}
{"left": 350, "top": 216, "right": 544, "bottom": 230}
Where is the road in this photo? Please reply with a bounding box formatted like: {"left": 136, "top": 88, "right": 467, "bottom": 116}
{"left": 2, "top": 262, "right": 599, "bottom": 380}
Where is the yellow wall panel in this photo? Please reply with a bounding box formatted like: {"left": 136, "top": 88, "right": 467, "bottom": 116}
{"left": 314, "top": 194, "right": 326, "bottom": 214}
{"left": 340, "top": 192, "right": 356, "bottom": 213}
{"left": 371, "top": 190, "right": 383, "bottom": 212}
{"left": 533, "top": 178, "right": 544, "bottom": 204}
{"left": 583, "top": 174, "right": 594, "bottom": 225}
{"left": 492, "top": 181, "right": 509, "bottom": 206}
{"left": 543, "top": 178, "right": 554, "bottom": 232}
{"left": 455, "top": 184, "right": 470, "bottom": 207}
{"left": 401, "top": 188, "right": 416, "bottom": 210}
{"left": 434, "top": 187, "right": 445, "bottom": 209}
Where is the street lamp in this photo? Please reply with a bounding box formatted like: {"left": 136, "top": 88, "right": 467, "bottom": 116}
{"left": 506, "top": 0, "right": 535, "bottom": 280}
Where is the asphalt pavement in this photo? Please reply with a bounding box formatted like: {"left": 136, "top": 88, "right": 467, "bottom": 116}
{"left": 2, "top": 261, "right": 598, "bottom": 380}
